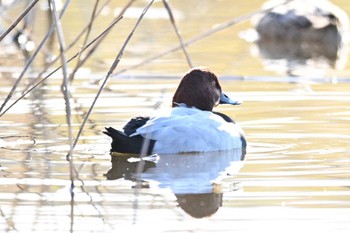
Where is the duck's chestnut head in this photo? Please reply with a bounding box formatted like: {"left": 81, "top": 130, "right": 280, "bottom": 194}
{"left": 172, "top": 67, "right": 240, "bottom": 111}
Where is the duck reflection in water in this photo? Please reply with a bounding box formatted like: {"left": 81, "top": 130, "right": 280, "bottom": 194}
{"left": 242, "top": 0, "right": 349, "bottom": 76}
{"left": 105, "top": 149, "right": 245, "bottom": 218}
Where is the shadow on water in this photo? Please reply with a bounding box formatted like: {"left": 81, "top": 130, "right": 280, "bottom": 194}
{"left": 105, "top": 149, "right": 245, "bottom": 218}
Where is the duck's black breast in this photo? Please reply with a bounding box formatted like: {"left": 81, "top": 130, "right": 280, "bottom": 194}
{"left": 213, "top": 111, "right": 236, "bottom": 123}
{"left": 213, "top": 111, "right": 247, "bottom": 148}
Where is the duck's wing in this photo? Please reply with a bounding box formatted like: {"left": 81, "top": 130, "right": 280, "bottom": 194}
{"left": 122, "top": 116, "right": 150, "bottom": 136}
{"left": 132, "top": 108, "right": 244, "bottom": 154}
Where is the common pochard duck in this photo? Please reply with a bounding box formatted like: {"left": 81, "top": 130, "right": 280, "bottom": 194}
{"left": 104, "top": 67, "right": 246, "bottom": 154}
{"left": 247, "top": 0, "right": 349, "bottom": 75}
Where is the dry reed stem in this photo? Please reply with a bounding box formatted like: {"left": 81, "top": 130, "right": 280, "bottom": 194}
{"left": 0, "top": 16, "right": 123, "bottom": 117}
{"left": 51, "top": 0, "right": 73, "bottom": 159}
{"left": 113, "top": 0, "right": 295, "bottom": 76}
{"left": 50, "top": 0, "right": 75, "bottom": 230}
{"left": 23, "top": 0, "right": 113, "bottom": 92}
{"left": 66, "top": 0, "right": 137, "bottom": 84}
{"left": 0, "top": 0, "right": 71, "bottom": 115}
{"left": 162, "top": 0, "right": 193, "bottom": 68}
{"left": 68, "top": 0, "right": 100, "bottom": 82}
{"left": 69, "top": 0, "right": 155, "bottom": 158}
{"left": 0, "top": 0, "right": 39, "bottom": 41}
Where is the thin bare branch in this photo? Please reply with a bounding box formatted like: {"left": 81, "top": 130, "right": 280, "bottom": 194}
{"left": 162, "top": 0, "right": 193, "bottom": 68}
{"left": 68, "top": 0, "right": 100, "bottom": 82}
{"left": 0, "top": 0, "right": 71, "bottom": 115}
{"left": 0, "top": 0, "right": 39, "bottom": 41}
{"left": 113, "top": 0, "right": 295, "bottom": 76}
{"left": 0, "top": 15, "right": 123, "bottom": 117}
{"left": 69, "top": 0, "right": 155, "bottom": 158}
{"left": 50, "top": 0, "right": 73, "bottom": 158}
{"left": 50, "top": 0, "right": 75, "bottom": 230}
{"left": 23, "top": 0, "right": 113, "bottom": 92}
{"left": 67, "top": 0, "right": 136, "bottom": 83}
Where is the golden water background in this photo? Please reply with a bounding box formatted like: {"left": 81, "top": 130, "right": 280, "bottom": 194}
{"left": 0, "top": 0, "right": 350, "bottom": 232}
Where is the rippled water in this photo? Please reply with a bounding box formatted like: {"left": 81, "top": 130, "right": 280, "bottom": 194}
{"left": 1, "top": 0, "right": 350, "bottom": 232}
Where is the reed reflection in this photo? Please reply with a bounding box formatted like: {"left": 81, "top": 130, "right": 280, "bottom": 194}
{"left": 105, "top": 149, "right": 245, "bottom": 218}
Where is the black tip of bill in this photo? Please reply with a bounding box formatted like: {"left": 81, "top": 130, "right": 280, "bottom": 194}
{"left": 219, "top": 93, "right": 242, "bottom": 105}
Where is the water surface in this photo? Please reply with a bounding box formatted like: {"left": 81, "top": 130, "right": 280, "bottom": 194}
{"left": 1, "top": 0, "right": 350, "bottom": 232}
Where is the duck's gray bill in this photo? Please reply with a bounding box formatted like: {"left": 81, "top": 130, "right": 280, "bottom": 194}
{"left": 219, "top": 93, "right": 241, "bottom": 105}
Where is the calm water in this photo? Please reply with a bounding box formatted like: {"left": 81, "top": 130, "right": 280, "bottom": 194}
{"left": 1, "top": 0, "right": 350, "bottom": 232}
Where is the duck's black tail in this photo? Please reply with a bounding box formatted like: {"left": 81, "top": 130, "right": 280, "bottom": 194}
{"left": 103, "top": 127, "right": 155, "bottom": 154}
